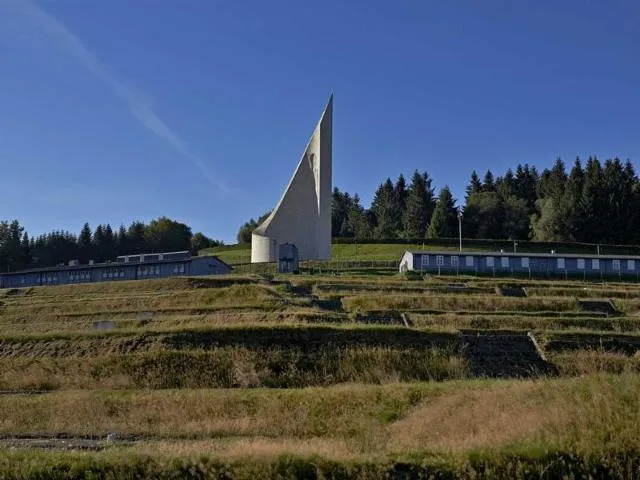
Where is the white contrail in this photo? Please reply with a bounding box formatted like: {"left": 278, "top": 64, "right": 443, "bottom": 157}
{"left": 6, "top": 0, "right": 232, "bottom": 195}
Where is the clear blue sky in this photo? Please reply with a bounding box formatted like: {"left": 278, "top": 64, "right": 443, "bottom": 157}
{"left": 1, "top": 0, "right": 639, "bottom": 244}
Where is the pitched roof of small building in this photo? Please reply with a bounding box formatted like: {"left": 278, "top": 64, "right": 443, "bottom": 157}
{"left": 0, "top": 253, "right": 229, "bottom": 277}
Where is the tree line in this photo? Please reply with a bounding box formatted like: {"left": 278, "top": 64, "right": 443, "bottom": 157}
{"left": 0, "top": 217, "right": 222, "bottom": 273}
{"left": 238, "top": 156, "right": 640, "bottom": 246}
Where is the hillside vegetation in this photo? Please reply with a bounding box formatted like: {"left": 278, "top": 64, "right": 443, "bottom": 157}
{"left": 2, "top": 271, "right": 640, "bottom": 477}
{"left": 205, "top": 242, "right": 420, "bottom": 264}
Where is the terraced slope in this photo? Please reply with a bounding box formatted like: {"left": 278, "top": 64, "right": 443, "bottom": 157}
{"left": 2, "top": 273, "right": 640, "bottom": 478}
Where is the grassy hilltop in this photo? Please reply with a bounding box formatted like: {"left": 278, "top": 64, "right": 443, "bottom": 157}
{"left": 206, "top": 241, "right": 508, "bottom": 265}
{"left": 204, "top": 242, "right": 418, "bottom": 264}
{"left": 1, "top": 264, "right": 640, "bottom": 477}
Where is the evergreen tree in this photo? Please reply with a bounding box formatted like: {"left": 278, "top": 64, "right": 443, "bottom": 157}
{"left": 0, "top": 220, "right": 24, "bottom": 272}
{"left": 403, "top": 171, "right": 436, "bottom": 238}
{"left": 537, "top": 158, "right": 567, "bottom": 200}
{"left": 482, "top": 170, "right": 496, "bottom": 192}
{"left": 602, "top": 158, "right": 632, "bottom": 242}
{"left": 574, "top": 157, "right": 605, "bottom": 243}
{"left": 370, "top": 178, "right": 397, "bottom": 239}
{"left": 29, "top": 235, "right": 45, "bottom": 267}
{"left": 77, "top": 222, "right": 93, "bottom": 263}
{"left": 92, "top": 225, "right": 106, "bottom": 262}
{"left": 496, "top": 169, "right": 516, "bottom": 200}
{"left": 514, "top": 164, "right": 539, "bottom": 213}
{"left": 465, "top": 171, "right": 483, "bottom": 200}
{"left": 20, "top": 232, "right": 32, "bottom": 269}
{"left": 331, "top": 188, "right": 351, "bottom": 237}
{"left": 347, "top": 194, "right": 372, "bottom": 240}
{"left": 562, "top": 158, "right": 585, "bottom": 241}
{"left": 6, "top": 220, "right": 24, "bottom": 270}
{"left": 127, "top": 221, "right": 148, "bottom": 253}
{"left": 623, "top": 160, "right": 640, "bottom": 242}
{"left": 338, "top": 192, "right": 354, "bottom": 237}
{"left": 29, "top": 230, "right": 77, "bottom": 267}
{"left": 426, "top": 186, "right": 458, "bottom": 238}
{"left": 116, "top": 224, "right": 128, "bottom": 255}
{"left": 394, "top": 174, "right": 408, "bottom": 234}
{"left": 103, "top": 224, "right": 116, "bottom": 260}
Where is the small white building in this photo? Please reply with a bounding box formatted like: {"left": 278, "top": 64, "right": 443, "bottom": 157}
{"left": 400, "top": 250, "right": 640, "bottom": 278}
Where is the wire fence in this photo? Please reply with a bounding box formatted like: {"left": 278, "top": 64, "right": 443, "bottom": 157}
{"left": 231, "top": 258, "right": 640, "bottom": 282}
{"left": 232, "top": 259, "right": 399, "bottom": 275}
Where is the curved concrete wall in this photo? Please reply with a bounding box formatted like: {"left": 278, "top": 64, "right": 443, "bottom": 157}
{"left": 251, "top": 96, "right": 333, "bottom": 263}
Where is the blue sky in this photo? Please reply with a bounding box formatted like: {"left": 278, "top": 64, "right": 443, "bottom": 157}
{"left": 1, "top": 0, "right": 639, "bottom": 243}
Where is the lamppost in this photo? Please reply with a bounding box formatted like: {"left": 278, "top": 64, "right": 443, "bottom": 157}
{"left": 457, "top": 208, "right": 463, "bottom": 252}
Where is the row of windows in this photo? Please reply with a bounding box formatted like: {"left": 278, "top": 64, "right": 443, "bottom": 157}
{"left": 172, "top": 264, "right": 186, "bottom": 274}
{"left": 136, "top": 264, "right": 186, "bottom": 276}
{"left": 420, "top": 255, "right": 636, "bottom": 271}
{"left": 102, "top": 268, "right": 126, "bottom": 279}
{"left": 19, "top": 275, "right": 58, "bottom": 284}
{"left": 422, "top": 255, "right": 483, "bottom": 268}
{"left": 137, "top": 266, "right": 162, "bottom": 277}
{"left": 8, "top": 262, "right": 196, "bottom": 287}
{"left": 70, "top": 271, "right": 91, "bottom": 281}
{"left": 14, "top": 263, "right": 189, "bottom": 285}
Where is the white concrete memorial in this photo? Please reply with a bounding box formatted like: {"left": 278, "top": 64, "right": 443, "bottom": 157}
{"left": 251, "top": 96, "right": 333, "bottom": 262}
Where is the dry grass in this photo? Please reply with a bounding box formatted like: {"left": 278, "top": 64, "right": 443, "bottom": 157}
{"left": 549, "top": 350, "right": 640, "bottom": 376}
{"left": 1, "top": 375, "right": 639, "bottom": 457}
{"left": 387, "top": 374, "right": 640, "bottom": 455}
{"left": 0, "top": 383, "right": 440, "bottom": 438}
{"left": 1, "top": 276, "right": 262, "bottom": 298}
{"left": 0, "top": 346, "right": 466, "bottom": 390}
{"left": 613, "top": 298, "right": 640, "bottom": 314}
{"left": 388, "top": 381, "right": 568, "bottom": 453}
{"left": 1, "top": 284, "right": 286, "bottom": 317}
{"left": 0, "top": 309, "right": 347, "bottom": 335}
{"left": 407, "top": 312, "right": 640, "bottom": 332}
{"left": 526, "top": 286, "right": 640, "bottom": 299}
{"left": 342, "top": 294, "right": 579, "bottom": 313}
{"left": 135, "top": 437, "right": 363, "bottom": 461}
{"left": 4, "top": 270, "right": 640, "bottom": 338}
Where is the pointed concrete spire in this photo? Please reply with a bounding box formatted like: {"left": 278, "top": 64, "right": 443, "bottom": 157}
{"left": 252, "top": 96, "right": 333, "bottom": 262}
